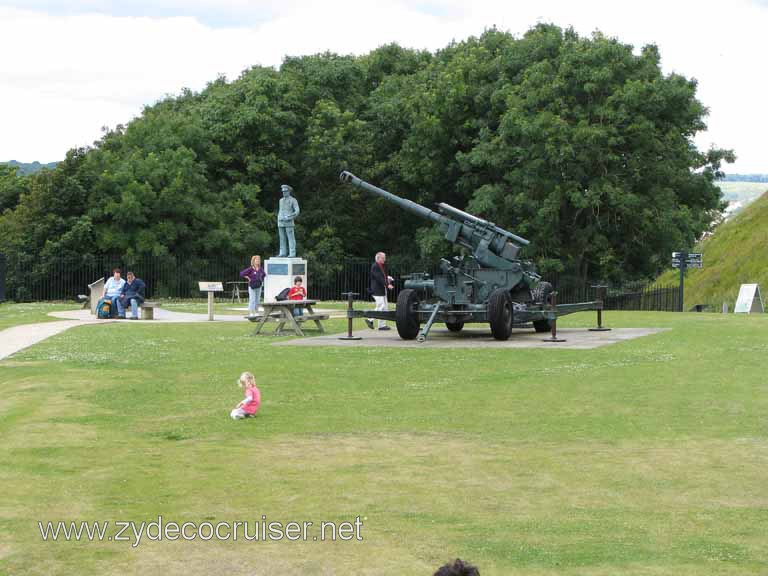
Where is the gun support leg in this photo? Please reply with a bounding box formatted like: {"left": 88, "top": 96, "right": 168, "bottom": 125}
{"left": 339, "top": 292, "right": 362, "bottom": 340}
{"left": 542, "top": 292, "right": 566, "bottom": 343}
{"left": 418, "top": 303, "right": 442, "bottom": 343}
{"left": 589, "top": 285, "right": 611, "bottom": 331}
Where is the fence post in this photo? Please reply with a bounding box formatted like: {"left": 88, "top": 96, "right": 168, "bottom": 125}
{"left": 0, "top": 253, "right": 6, "bottom": 303}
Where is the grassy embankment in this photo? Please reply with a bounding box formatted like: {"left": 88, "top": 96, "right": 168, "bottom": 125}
{"left": 657, "top": 191, "right": 768, "bottom": 310}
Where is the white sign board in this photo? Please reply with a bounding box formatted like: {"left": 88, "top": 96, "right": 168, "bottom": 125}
{"left": 198, "top": 281, "right": 223, "bottom": 321}
{"left": 672, "top": 252, "right": 702, "bottom": 259}
{"left": 198, "top": 281, "right": 224, "bottom": 292}
{"left": 671, "top": 252, "right": 703, "bottom": 269}
{"left": 734, "top": 283, "right": 764, "bottom": 314}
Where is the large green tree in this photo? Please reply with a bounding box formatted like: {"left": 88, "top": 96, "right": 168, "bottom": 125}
{"left": 0, "top": 163, "right": 28, "bottom": 213}
{"left": 455, "top": 26, "right": 731, "bottom": 281}
{"left": 0, "top": 25, "right": 732, "bottom": 299}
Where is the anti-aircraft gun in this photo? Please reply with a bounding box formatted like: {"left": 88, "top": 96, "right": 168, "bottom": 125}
{"left": 339, "top": 171, "right": 599, "bottom": 342}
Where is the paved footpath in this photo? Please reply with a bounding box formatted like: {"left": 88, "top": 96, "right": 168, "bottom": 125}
{"left": 0, "top": 306, "right": 344, "bottom": 361}
{"left": 0, "top": 309, "right": 240, "bottom": 361}
{"left": 0, "top": 320, "right": 87, "bottom": 361}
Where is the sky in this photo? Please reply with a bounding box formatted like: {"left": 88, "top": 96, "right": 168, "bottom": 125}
{"left": 1, "top": 0, "right": 766, "bottom": 173}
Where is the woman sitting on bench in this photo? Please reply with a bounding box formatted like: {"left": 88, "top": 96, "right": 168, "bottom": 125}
{"left": 99, "top": 268, "right": 126, "bottom": 318}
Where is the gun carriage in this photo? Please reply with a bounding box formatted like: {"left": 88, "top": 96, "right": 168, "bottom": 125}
{"left": 339, "top": 171, "right": 600, "bottom": 342}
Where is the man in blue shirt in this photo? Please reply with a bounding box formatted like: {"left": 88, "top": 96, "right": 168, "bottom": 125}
{"left": 118, "top": 271, "right": 146, "bottom": 319}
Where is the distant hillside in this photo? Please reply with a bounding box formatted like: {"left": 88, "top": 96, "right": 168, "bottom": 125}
{"left": 657, "top": 191, "right": 768, "bottom": 309}
{"left": 723, "top": 174, "right": 768, "bottom": 182}
{"left": 716, "top": 181, "right": 768, "bottom": 216}
{"left": 2, "top": 160, "right": 58, "bottom": 175}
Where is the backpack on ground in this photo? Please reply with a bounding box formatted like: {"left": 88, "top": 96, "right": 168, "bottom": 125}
{"left": 97, "top": 299, "right": 112, "bottom": 319}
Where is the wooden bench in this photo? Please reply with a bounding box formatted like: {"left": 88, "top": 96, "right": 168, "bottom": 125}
{"left": 246, "top": 312, "right": 283, "bottom": 321}
{"left": 140, "top": 301, "right": 161, "bottom": 320}
{"left": 294, "top": 314, "right": 330, "bottom": 323}
{"left": 247, "top": 312, "right": 329, "bottom": 325}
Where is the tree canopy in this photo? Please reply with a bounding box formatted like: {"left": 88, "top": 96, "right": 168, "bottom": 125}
{"left": 0, "top": 24, "right": 732, "bottom": 298}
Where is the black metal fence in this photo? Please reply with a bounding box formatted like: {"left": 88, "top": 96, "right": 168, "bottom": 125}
{"left": 553, "top": 282, "right": 680, "bottom": 311}
{"left": 9, "top": 254, "right": 250, "bottom": 302}
{"left": 2, "top": 252, "right": 681, "bottom": 311}
{"left": 604, "top": 284, "right": 681, "bottom": 311}
{"left": 9, "top": 255, "right": 384, "bottom": 302}
{"left": 0, "top": 253, "right": 6, "bottom": 302}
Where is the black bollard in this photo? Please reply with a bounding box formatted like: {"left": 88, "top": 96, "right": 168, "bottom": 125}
{"left": 339, "top": 292, "right": 363, "bottom": 340}
{"left": 542, "top": 291, "right": 566, "bottom": 343}
{"left": 588, "top": 285, "right": 611, "bottom": 332}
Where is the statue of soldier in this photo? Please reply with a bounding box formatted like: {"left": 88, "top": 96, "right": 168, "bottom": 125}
{"left": 277, "top": 184, "right": 300, "bottom": 257}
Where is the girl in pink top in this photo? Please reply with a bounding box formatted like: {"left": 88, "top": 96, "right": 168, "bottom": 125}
{"left": 230, "top": 372, "right": 261, "bottom": 420}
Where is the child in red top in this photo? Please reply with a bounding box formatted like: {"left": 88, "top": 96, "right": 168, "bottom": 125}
{"left": 287, "top": 276, "right": 307, "bottom": 317}
{"left": 230, "top": 372, "right": 261, "bottom": 420}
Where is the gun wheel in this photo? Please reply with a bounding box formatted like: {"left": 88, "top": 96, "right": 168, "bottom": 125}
{"left": 532, "top": 281, "right": 553, "bottom": 304}
{"left": 533, "top": 319, "right": 552, "bottom": 333}
{"left": 396, "top": 289, "right": 420, "bottom": 340}
{"left": 488, "top": 288, "right": 513, "bottom": 340}
{"left": 445, "top": 321, "right": 464, "bottom": 332}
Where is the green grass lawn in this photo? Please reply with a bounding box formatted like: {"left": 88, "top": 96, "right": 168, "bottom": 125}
{"left": 1, "top": 312, "right": 766, "bottom": 575}
{"left": 0, "top": 302, "right": 81, "bottom": 331}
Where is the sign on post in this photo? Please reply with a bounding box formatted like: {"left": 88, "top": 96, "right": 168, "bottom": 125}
{"left": 734, "top": 283, "right": 764, "bottom": 314}
{"left": 198, "top": 281, "right": 224, "bottom": 321}
{"left": 671, "top": 252, "right": 702, "bottom": 269}
{"left": 198, "top": 282, "right": 224, "bottom": 292}
{"left": 671, "top": 251, "right": 704, "bottom": 311}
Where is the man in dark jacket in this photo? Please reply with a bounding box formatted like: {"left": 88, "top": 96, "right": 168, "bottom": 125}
{"left": 118, "top": 271, "right": 146, "bottom": 319}
{"left": 367, "top": 251, "right": 394, "bottom": 330}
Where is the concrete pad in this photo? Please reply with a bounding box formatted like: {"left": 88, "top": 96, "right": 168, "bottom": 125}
{"left": 274, "top": 327, "right": 667, "bottom": 350}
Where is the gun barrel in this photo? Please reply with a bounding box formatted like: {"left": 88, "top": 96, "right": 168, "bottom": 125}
{"left": 340, "top": 170, "right": 529, "bottom": 267}
{"left": 340, "top": 171, "right": 442, "bottom": 225}
{"left": 437, "top": 203, "right": 530, "bottom": 246}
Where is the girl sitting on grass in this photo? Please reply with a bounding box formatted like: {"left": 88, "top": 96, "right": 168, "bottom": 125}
{"left": 230, "top": 372, "right": 261, "bottom": 420}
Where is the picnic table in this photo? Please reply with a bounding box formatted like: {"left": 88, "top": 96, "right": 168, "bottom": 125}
{"left": 247, "top": 300, "right": 328, "bottom": 337}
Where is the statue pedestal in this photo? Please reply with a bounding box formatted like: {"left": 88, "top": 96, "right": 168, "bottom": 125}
{"left": 264, "top": 257, "right": 307, "bottom": 302}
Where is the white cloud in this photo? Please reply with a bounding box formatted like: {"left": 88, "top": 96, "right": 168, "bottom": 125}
{"left": 0, "top": 7, "right": 259, "bottom": 161}
{"left": 1, "top": 1, "right": 765, "bottom": 172}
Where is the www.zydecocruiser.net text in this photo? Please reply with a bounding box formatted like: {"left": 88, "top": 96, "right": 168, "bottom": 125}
{"left": 38, "top": 515, "right": 365, "bottom": 547}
